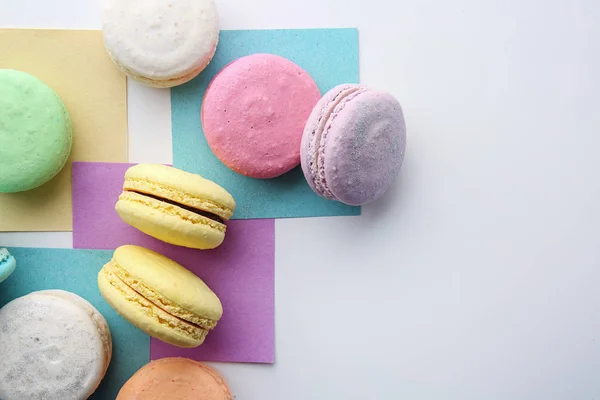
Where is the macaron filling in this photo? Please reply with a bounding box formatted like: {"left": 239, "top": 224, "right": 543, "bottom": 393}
{"left": 124, "top": 189, "right": 224, "bottom": 224}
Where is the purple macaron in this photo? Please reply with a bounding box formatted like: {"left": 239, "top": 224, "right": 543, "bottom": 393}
{"left": 300, "top": 84, "right": 406, "bottom": 206}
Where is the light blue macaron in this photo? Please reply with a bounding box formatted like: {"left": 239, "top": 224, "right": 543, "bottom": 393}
{"left": 0, "top": 248, "right": 16, "bottom": 283}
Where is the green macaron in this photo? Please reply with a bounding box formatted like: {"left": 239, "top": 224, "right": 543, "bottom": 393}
{"left": 0, "top": 69, "right": 72, "bottom": 193}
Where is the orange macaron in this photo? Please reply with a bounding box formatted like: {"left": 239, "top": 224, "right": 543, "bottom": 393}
{"left": 117, "top": 357, "right": 232, "bottom": 399}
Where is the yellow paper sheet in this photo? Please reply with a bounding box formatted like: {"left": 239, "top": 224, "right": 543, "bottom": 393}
{"left": 0, "top": 29, "right": 128, "bottom": 231}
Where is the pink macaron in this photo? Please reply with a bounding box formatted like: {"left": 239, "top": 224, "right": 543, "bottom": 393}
{"left": 201, "top": 53, "right": 321, "bottom": 179}
{"left": 300, "top": 84, "right": 406, "bottom": 206}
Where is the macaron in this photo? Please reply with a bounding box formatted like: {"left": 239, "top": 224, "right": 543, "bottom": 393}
{"left": 0, "top": 290, "right": 112, "bottom": 400}
{"left": 201, "top": 53, "right": 321, "bottom": 178}
{"left": 98, "top": 245, "right": 223, "bottom": 348}
{"left": 115, "top": 164, "right": 236, "bottom": 250}
{"left": 0, "top": 69, "right": 72, "bottom": 193}
{"left": 117, "top": 358, "right": 232, "bottom": 400}
{"left": 300, "top": 84, "right": 407, "bottom": 205}
{"left": 0, "top": 248, "right": 16, "bottom": 284}
{"left": 102, "top": 0, "right": 219, "bottom": 88}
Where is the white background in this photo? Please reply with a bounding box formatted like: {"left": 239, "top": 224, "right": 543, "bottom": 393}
{"left": 1, "top": 0, "right": 600, "bottom": 398}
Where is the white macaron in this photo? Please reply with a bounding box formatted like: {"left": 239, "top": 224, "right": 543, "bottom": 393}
{"left": 0, "top": 290, "right": 112, "bottom": 400}
{"left": 102, "top": 0, "right": 219, "bottom": 88}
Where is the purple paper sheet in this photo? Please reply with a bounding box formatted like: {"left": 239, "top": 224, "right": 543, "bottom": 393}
{"left": 72, "top": 162, "right": 275, "bottom": 363}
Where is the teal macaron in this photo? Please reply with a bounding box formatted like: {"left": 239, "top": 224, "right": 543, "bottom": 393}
{"left": 0, "top": 248, "right": 16, "bottom": 284}
{"left": 0, "top": 69, "right": 73, "bottom": 193}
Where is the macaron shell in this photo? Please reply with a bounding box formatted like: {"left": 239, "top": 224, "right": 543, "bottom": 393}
{"left": 0, "top": 249, "right": 16, "bottom": 284}
{"left": 0, "top": 291, "right": 110, "bottom": 400}
{"left": 117, "top": 358, "right": 232, "bottom": 400}
{"left": 325, "top": 89, "right": 406, "bottom": 205}
{"left": 102, "top": 0, "right": 219, "bottom": 86}
{"left": 0, "top": 69, "right": 72, "bottom": 193}
{"left": 98, "top": 267, "right": 208, "bottom": 348}
{"left": 98, "top": 245, "right": 222, "bottom": 348}
{"left": 201, "top": 53, "right": 321, "bottom": 178}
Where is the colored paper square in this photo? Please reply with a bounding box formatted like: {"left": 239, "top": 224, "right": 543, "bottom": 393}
{"left": 0, "top": 247, "right": 149, "bottom": 399}
{"left": 0, "top": 29, "right": 128, "bottom": 232}
{"left": 72, "top": 162, "right": 275, "bottom": 363}
{"left": 171, "top": 28, "right": 361, "bottom": 219}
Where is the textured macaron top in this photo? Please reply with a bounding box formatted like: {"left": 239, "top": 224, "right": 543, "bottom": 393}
{"left": 112, "top": 245, "right": 223, "bottom": 322}
{"left": 301, "top": 84, "right": 406, "bottom": 205}
{"left": 102, "top": 0, "right": 219, "bottom": 80}
{"left": 124, "top": 164, "right": 235, "bottom": 220}
{"left": 39, "top": 290, "right": 113, "bottom": 371}
{"left": 0, "top": 290, "right": 111, "bottom": 400}
{"left": 0, "top": 69, "right": 72, "bottom": 193}
{"left": 201, "top": 53, "right": 321, "bottom": 178}
{"left": 117, "top": 358, "right": 232, "bottom": 400}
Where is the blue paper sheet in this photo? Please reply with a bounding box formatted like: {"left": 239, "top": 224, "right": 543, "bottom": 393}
{"left": 0, "top": 247, "right": 149, "bottom": 399}
{"left": 172, "top": 28, "right": 361, "bottom": 219}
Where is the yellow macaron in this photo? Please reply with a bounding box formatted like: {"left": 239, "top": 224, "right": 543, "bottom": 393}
{"left": 98, "top": 245, "right": 223, "bottom": 348}
{"left": 115, "top": 164, "right": 236, "bottom": 250}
